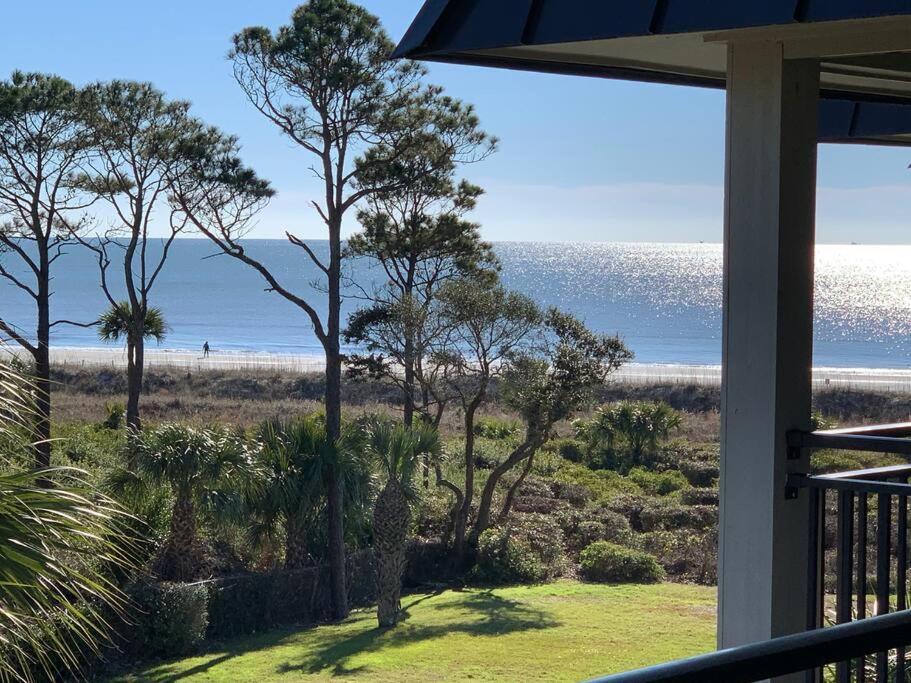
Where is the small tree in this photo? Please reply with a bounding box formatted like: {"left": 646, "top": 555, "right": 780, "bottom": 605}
{"left": 252, "top": 416, "right": 328, "bottom": 570}
{"left": 472, "top": 311, "right": 632, "bottom": 539}
{"left": 429, "top": 280, "right": 542, "bottom": 554}
{"left": 364, "top": 417, "right": 440, "bottom": 627}
{"left": 346, "top": 172, "right": 497, "bottom": 428}
{"left": 75, "top": 81, "right": 200, "bottom": 434}
{"left": 98, "top": 300, "right": 167, "bottom": 354}
{"left": 111, "top": 423, "right": 253, "bottom": 581}
{"left": 0, "top": 72, "right": 95, "bottom": 467}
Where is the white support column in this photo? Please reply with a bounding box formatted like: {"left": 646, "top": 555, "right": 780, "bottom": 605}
{"left": 718, "top": 38, "right": 819, "bottom": 674}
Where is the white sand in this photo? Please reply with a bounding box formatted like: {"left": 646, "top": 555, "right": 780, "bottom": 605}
{"left": 7, "top": 346, "right": 911, "bottom": 392}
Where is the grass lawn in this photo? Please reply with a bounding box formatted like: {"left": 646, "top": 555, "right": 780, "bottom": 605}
{"left": 113, "top": 581, "right": 715, "bottom": 682}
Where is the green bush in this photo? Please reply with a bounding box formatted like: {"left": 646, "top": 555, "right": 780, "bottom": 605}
{"left": 628, "top": 467, "right": 689, "bottom": 496}
{"left": 473, "top": 416, "right": 520, "bottom": 440}
{"left": 639, "top": 529, "right": 717, "bottom": 584}
{"left": 680, "top": 487, "right": 718, "bottom": 506}
{"left": 564, "top": 509, "right": 635, "bottom": 555}
{"left": 553, "top": 461, "right": 641, "bottom": 504}
{"left": 474, "top": 513, "right": 565, "bottom": 585}
{"left": 678, "top": 459, "right": 719, "bottom": 487}
{"left": 579, "top": 542, "right": 664, "bottom": 583}
{"left": 638, "top": 502, "right": 716, "bottom": 532}
{"left": 207, "top": 553, "right": 376, "bottom": 638}
{"left": 124, "top": 581, "right": 208, "bottom": 658}
{"left": 543, "top": 437, "right": 586, "bottom": 463}
{"left": 101, "top": 402, "right": 125, "bottom": 430}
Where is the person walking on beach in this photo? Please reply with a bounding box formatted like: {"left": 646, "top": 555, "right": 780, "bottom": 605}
{"left": 203, "top": 341, "right": 210, "bottom": 358}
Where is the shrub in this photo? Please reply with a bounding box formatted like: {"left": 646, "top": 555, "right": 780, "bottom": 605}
{"left": 579, "top": 542, "right": 664, "bottom": 583}
{"left": 628, "top": 467, "right": 689, "bottom": 496}
{"left": 603, "top": 494, "right": 652, "bottom": 531}
{"left": 543, "top": 437, "right": 586, "bottom": 463}
{"left": 553, "top": 461, "right": 641, "bottom": 503}
{"left": 564, "top": 510, "right": 635, "bottom": 555}
{"left": 124, "top": 581, "right": 208, "bottom": 658}
{"left": 474, "top": 513, "right": 566, "bottom": 585}
{"left": 574, "top": 401, "right": 681, "bottom": 473}
{"left": 550, "top": 481, "right": 592, "bottom": 507}
{"left": 473, "top": 416, "right": 520, "bottom": 440}
{"left": 680, "top": 487, "right": 718, "bottom": 506}
{"left": 638, "top": 502, "right": 716, "bottom": 532}
{"left": 207, "top": 552, "right": 376, "bottom": 638}
{"left": 639, "top": 529, "right": 717, "bottom": 584}
{"left": 101, "top": 402, "right": 125, "bottom": 430}
{"left": 678, "top": 459, "right": 719, "bottom": 487}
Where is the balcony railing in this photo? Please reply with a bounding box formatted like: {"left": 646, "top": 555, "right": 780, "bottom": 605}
{"left": 788, "top": 422, "right": 911, "bottom": 683}
{"left": 590, "top": 422, "right": 911, "bottom": 683}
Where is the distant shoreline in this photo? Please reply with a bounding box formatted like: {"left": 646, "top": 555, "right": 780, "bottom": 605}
{"left": 7, "top": 345, "right": 911, "bottom": 392}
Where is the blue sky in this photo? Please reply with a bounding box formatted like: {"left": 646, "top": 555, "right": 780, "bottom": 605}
{"left": 1, "top": 1, "right": 909, "bottom": 243}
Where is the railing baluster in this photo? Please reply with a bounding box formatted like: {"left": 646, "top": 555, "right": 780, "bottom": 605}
{"left": 858, "top": 493, "right": 868, "bottom": 683}
{"left": 897, "top": 493, "right": 908, "bottom": 682}
{"left": 836, "top": 490, "right": 854, "bottom": 683}
{"left": 805, "top": 487, "right": 824, "bottom": 683}
{"left": 875, "top": 492, "right": 891, "bottom": 682}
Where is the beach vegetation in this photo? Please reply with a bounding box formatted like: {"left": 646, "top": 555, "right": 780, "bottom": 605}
{"left": 0, "top": 355, "right": 140, "bottom": 682}
{"left": 574, "top": 400, "right": 682, "bottom": 473}
{"left": 579, "top": 541, "right": 665, "bottom": 584}
{"left": 177, "top": 0, "right": 496, "bottom": 620}
{"left": 107, "top": 423, "right": 254, "bottom": 581}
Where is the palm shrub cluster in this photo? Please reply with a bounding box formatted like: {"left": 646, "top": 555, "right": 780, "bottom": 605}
{"left": 574, "top": 400, "right": 681, "bottom": 472}
{"left": 250, "top": 415, "right": 372, "bottom": 571}
{"left": 109, "top": 424, "right": 253, "bottom": 581}
{"left": 0, "top": 356, "right": 140, "bottom": 681}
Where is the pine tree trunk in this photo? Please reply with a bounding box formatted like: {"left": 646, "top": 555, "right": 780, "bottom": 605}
{"left": 374, "top": 480, "right": 410, "bottom": 628}
{"left": 33, "top": 256, "right": 52, "bottom": 470}
{"left": 325, "top": 215, "right": 348, "bottom": 620}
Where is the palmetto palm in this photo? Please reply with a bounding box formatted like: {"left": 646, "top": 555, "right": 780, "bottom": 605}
{"left": 98, "top": 300, "right": 167, "bottom": 344}
{"left": 109, "top": 423, "right": 253, "bottom": 581}
{"left": 250, "top": 414, "right": 372, "bottom": 570}
{"left": 576, "top": 401, "right": 681, "bottom": 469}
{"left": 0, "top": 354, "right": 139, "bottom": 682}
{"left": 364, "top": 418, "right": 441, "bottom": 627}
{"left": 253, "top": 416, "right": 331, "bottom": 570}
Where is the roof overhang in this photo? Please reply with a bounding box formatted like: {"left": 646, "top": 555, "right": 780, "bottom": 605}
{"left": 394, "top": 1, "right": 911, "bottom": 146}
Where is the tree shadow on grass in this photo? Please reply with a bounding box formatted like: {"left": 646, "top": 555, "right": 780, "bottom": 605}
{"left": 275, "top": 589, "right": 561, "bottom": 678}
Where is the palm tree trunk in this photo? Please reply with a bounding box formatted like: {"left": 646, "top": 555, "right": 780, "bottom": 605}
{"left": 374, "top": 480, "right": 409, "bottom": 628}
{"left": 126, "top": 334, "right": 143, "bottom": 435}
{"left": 168, "top": 491, "right": 198, "bottom": 581}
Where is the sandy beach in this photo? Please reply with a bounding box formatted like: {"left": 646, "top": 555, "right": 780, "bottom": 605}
{"left": 6, "top": 346, "right": 910, "bottom": 393}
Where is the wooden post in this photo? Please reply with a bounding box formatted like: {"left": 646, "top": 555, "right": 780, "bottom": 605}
{"left": 718, "top": 40, "right": 819, "bottom": 682}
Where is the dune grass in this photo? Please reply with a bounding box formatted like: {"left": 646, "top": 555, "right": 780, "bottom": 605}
{"left": 113, "top": 581, "right": 715, "bottom": 682}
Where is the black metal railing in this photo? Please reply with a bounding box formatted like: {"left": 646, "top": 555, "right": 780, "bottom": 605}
{"left": 589, "top": 608, "right": 911, "bottom": 683}
{"left": 788, "top": 422, "right": 911, "bottom": 682}
{"left": 589, "top": 422, "right": 911, "bottom": 683}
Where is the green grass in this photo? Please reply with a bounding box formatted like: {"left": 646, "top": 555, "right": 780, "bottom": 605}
{"left": 113, "top": 581, "right": 715, "bottom": 682}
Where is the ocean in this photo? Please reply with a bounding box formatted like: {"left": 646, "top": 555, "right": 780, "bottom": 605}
{"left": 2, "top": 240, "right": 910, "bottom": 369}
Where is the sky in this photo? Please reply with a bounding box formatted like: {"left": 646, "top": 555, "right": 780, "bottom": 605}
{"left": 0, "top": 1, "right": 908, "bottom": 244}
